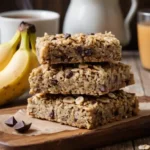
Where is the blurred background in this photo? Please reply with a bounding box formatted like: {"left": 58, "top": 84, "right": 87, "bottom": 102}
{"left": 0, "top": 0, "right": 150, "bottom": 50}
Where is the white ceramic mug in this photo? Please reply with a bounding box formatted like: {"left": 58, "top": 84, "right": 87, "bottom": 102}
{"left": 0, "top": 10, "right": 60, "bottom": 43}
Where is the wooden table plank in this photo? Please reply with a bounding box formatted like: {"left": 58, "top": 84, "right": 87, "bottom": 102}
{"left": 96, "top": 141, "right": 134, "bottom": 150}
{"left": 122, "top": 52, "right": 144, "bottom": 96}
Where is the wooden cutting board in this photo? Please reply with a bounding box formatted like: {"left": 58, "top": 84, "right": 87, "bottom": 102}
{"left": 0, "top": 96, "right": 150, "bottom": 150}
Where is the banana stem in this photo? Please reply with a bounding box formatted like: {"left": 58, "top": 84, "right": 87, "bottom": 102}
{"left": 10, "top": 31, "right": 21, "bottom": 47}
{"left": 19, "top": 22, "right": 36, "bottom": 33}
{"left": 19, "top": 31, "right": 30, "bottom": 50}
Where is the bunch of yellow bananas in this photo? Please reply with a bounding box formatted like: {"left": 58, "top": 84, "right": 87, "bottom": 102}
{"left": 0, "top": 22, "right": 39, "bottom": 106}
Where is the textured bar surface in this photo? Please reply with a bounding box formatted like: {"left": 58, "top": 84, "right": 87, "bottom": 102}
{"left": 29, "top": 62, "right": 135, "bottom": 96}
{"left": 36, "top": 32, "right": 122, "bottom": 64}
{"left": 27, "top": 90, "right": 139, "bottom": 129}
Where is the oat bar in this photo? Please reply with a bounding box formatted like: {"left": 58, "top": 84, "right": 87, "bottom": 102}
{"left": 36, "top": 32, "right": 121, "bottom": 64}
{"left": 27, "top": 90, "right": 139, "bottom": 129}
{"left": 29, "top": 62, "right": 134, "bottom": 96}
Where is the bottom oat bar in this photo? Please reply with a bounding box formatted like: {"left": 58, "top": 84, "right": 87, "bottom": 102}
{"left": 27, "top": 90, "right": 139, "bottom": 129}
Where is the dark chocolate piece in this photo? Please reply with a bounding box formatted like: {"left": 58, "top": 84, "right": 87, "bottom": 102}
{"left": 84, "top": 49, "right": 93, "bottom": 56}
{"left": 51, "top": 79, "right": 58, "bottom": 85}
{"left": 90, "top": 33, "right": 95, "bottom": 35}
{"left": 64, "top": 33, "right": 71, "bottom": 39}
{"left": 49, "top": 110, "right": 55, "bottom": 119}
{"left": 61, "top": 55, "right": 67, "bottom": 61}
{"left": 52, "top": 37, "right": 57, "bottom": 40}
{"left": 75, "top": 46, "right": 83, "bottom": 56}
{"left": 14, "top": 121, "right": 32, "bottom": 133}
{"left": 5, "top": 116, "right": 17, "bottom": 127}
{"left": 66, "top": 70, "right": 73, "bottom": 79}
{"left": 87, "top": 33, "right": 95, "bottom": 35}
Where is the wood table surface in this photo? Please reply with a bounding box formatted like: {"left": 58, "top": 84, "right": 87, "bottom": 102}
{"left": 1, "top": 51, "right": 150, "bottom": 150}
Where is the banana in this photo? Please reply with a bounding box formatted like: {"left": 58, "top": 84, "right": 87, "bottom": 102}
{"left": 30, "top": 32, "right": 36, "bottom": 54}
{"left": 0, "top": 31, "right": 20, "bottom": 71}
{"left": 29, "top": 27, "right": 39, "bottom": 69}
{"left": 30, "top": 32, "right": 39, "bottom": 67}
{"left": 0, "top": 27, "right": 38, "bottom": 106}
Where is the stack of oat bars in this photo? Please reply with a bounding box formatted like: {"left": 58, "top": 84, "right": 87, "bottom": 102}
{"left": 27, "top": 32, "right": 139, "bottom": 129}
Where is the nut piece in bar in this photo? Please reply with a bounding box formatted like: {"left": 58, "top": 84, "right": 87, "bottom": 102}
{"left": 5, "top": 116, "right": 17, "bottom": 127}
{"left": 64, "top": 33, "right": 71, "bottom": 39}
{"left": 14, "top": 121, "right": 32, "bottom": 133}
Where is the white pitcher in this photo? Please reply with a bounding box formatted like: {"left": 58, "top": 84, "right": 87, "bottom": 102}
{"left": 63, "top": 0, "right": 138, "bottom": 46}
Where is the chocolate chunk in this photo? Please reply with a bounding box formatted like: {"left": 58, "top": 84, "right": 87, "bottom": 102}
{"left": 64, "top": 33, "right": 71, "bottom": 39}
{"left": 61, "top": 55, "right": 67, "bottom": 61}
{"left": 114, "top": 110, "right": 118, "bottom": 116}
{"left": 113, "top": 75, "right": 118, "bottom": 83}
{"left": 100, "top": 85, "right": 106, "bottom": 92}
{"left": 66, "top": 71, "right": 73, "bottom": 79}
{"left": 51, "top": 79, "right": 58, "bottom": 85}
{"left": 84, "top": 49, "right": 93, "bottom": 56}
{"left": 14, "top": 121, "right": 32, "bottom": 133}
{"left": 75, "top": 46, "right": 83, "bottom": 56}
{"left": 125, "top": 80, "right": 130, "bottom": 85}
{"left": 14, "top": 121, "right": 25, "bottom": 131}
{"left": 88, "top": 64, "right": 93, "bottom": 69}
{"left": 5, "top": 116, "right": 17, "bottom": 127}
{"left": 87, "top": 33, "right": 95, "bottom": 35}
{"left": 107, "top": 45, "right": 110, "bottom": 49}
{"left": 49, "top": 110, "right": 55, "bottom": 119}
{"left": 74, "top": 118, "right": 77, "bottom": 122}
{"left": 90, "top": 33, "right": 95, "bottom": 35}
{"left": 52, "top": 37, "right": 57, "bottom": 40}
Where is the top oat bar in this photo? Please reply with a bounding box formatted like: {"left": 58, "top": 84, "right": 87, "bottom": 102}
{"left": 36, "top": 32, "right": 122, "bottom": 64}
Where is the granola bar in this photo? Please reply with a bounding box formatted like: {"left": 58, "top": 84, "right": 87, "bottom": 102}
{"left": 36, "top": 32, "right": 121, "bottom": 64}
{"left": 29, "top": 62, "right": 134, "bottom": 96}
{"left": 27, "top": 90, "right": 139, "bottom": 129}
